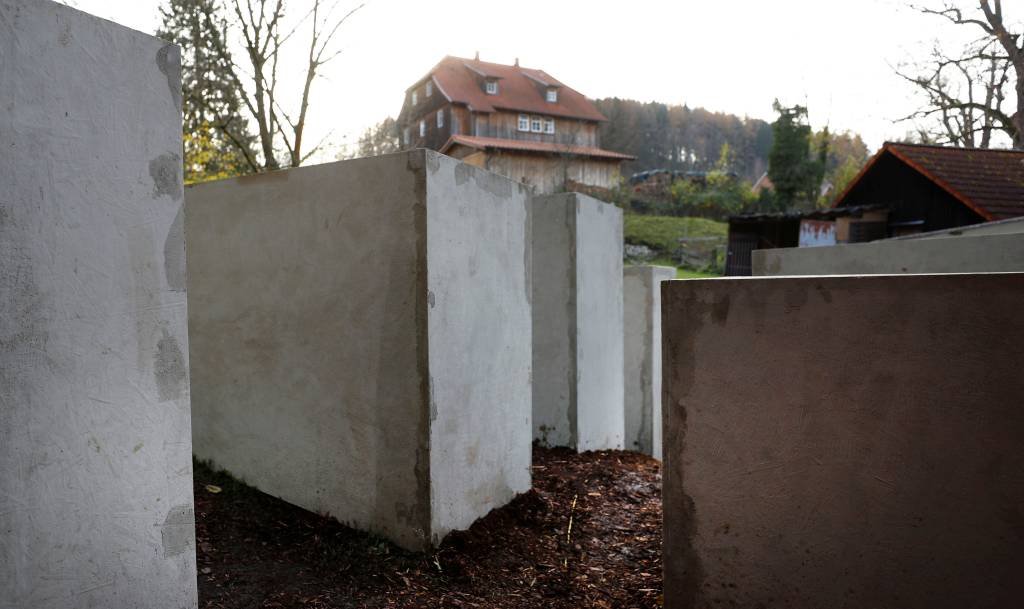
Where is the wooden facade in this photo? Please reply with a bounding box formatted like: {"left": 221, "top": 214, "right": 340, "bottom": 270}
{"left": 446, "top": 145, "right": 623, "bottom": 193}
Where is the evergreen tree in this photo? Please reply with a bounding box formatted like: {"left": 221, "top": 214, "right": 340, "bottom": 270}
{"left": 158, "top": 0, "right": 258, "bottom": 183}
{"left": 766, "top": 101, "right": 827, "bottom": 210}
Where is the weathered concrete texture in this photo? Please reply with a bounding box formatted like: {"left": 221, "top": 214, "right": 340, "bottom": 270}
{"left": 754, "top": 232, "right": 1024, "bottom": 276}
{"left": 662, "top": 274, "right": 1024, "bottom": 609}
{"left": 0, "top": 2, "right": 195, "bottom": 608}
{"left": 186, "top": 150, "right": 532, "bottom": 551}
{"left": 905, "top": 215, "right": 1024, "bottom": 239}
{"left": 531, "top": 193, "right": 624, "bottom": 451}
{"left": 622, "top": 265, "right": 674, "bottom": 459}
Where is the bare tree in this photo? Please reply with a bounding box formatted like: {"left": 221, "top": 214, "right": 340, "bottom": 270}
{"left": 208, "top": 0, "right": 365, "bottom": 169}
{"left": 898, "top": 1, "right": 1023, "bottom": 148}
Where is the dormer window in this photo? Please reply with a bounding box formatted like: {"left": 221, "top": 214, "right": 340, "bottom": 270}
{"left": 546, "top": 88, "right": 558, "bottom": 103}
{"left": 426, "top": 81, "right": 433, "bottom": 97}
{"left": 485, "top": 80, "right": 498, "bottom": 95}
{"left": 412, "top": 90, "right": 418, "bottom": 105}
{"left": 518, "top": 114, "right": 530, "bottom": 132}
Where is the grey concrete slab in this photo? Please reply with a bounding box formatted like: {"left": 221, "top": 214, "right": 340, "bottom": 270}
{"left": 0, "top": 2, "right": 196, "bottom": 607}
{"left": 661, "top": 273, "right": 1024, "bottom": 609}
{"left": 531, "top": 193, "right": 624, "bottom": 452}
{"left": 754, "top": 232, "right": 1024, "bottom": 275}
{"left": 623, "top": 265, "right": 674, "bottom": 459}
{"left": 186, "top": 150, "right": 532, "bottom": 551}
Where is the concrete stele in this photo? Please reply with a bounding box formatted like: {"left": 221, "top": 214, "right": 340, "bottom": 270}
{"left": 623, "top": 265, "right": 674, "bottom": 459}
{"left": 186, "top": 150, "right": 532, "bottom": 551}
{"left": 531, "top": 192, "right": 624, "bottom": 452}
{"left": 754, "top": 232, "right": 1024, "bottom": 276}
{"left": 0, "top": 1, "right": 196, "bottom": 607}
{"left": 661, "top": 273, "right": 1024, "bottom": 609}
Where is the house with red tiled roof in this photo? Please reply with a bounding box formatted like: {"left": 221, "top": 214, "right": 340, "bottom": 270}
{"left": 834, "top": 142, "right": 1024, "bottom": 237}
{"left": 397, "top": 55, "right": 634, "bottom": 194}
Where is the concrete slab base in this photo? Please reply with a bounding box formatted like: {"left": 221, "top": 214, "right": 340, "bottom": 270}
{"left": 623, "top": 265, "right": 674, "bottom": 459}
{"left": 0, "top": 2, "right": 196, "bottom": 607}
{"left": 186, "top": 150, "right": 532, "bottom": 551}
{"left": 531, "top": 192, "right": 624, "bottom": 452}
{"left": 662, "top": 273, "right": 1024, "bottom": 609}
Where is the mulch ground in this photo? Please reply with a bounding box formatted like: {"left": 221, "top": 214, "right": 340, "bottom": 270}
{"left": 194, "top": 446, "right": 663, "bottom": 609}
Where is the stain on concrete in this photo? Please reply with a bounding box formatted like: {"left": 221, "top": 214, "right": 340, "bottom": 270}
{"left": 149, "top": 152, "right": 183, "bottom": 201}
{"left": 454, "top": 162, "right": 473, "bottom": 186}
{"left": 710, "top": 294, "right": 730, "bottom": 326}
{"left": 815, "top": 282, "right": 833, "bottom": 304}
{"left": 154, "top": 329, "right": 186, "bottom": 402}
{"left": 427, "top": 290, "right": 435, "bottom": 308}
{"left": 163, "top": 205, "right": 186, "bottom": 292}
{"left": 472, "top": 168, "right": 513, "bottom": 198}
{"left": 409, "top": 156, "right": 433, "bottom": 547}
{"left": 0, "top": 245, "right": 56, "bottom": 397}
{"left": 424, "top": 150, "right": 441, "bottom": 174}
{"left": 160, "top": 504, "right": 195, "bottom": 557}
{"left": 155, "top": 44, "right": 182, "bottom": 113}
{"left": 661, "top": 355, "right": 706, "bottom": 608}
{"left": 783, "top": 283, "right": 809, "bottom": 311}
{"left": 58, "top": 22, "right": 72, "bottom": 47}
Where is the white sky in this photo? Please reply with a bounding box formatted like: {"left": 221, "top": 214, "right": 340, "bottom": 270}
{"left": 62, "top": 0, "right": 1010, "bottom": 160}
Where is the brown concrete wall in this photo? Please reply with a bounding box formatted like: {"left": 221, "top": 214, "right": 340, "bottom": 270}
{"left": 662, "top": 273, "right": 1024, "bottom": 609}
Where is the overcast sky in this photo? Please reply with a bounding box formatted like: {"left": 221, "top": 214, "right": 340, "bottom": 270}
{"left": 63, "top": 0, "right": 1012, "bottom": 160}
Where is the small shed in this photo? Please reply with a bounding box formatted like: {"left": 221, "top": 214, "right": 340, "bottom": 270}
{"left": 725, "top": 205, "right": 887, "bottom": 276}
{"left": 834, "top": 142, "right": 1024, "bottom": 235}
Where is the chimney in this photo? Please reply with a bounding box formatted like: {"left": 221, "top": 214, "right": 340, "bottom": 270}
{"left": 514, "top": 57, "right": 519, "bottom": 67}
{"left": 474, "top": 51, "right": 479, "bottom": 61}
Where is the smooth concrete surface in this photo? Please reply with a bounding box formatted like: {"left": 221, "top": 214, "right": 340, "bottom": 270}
{"left": 0, "top": 2, "right": 196, "bottom": 607}
{"left": 662, "top": 273, "right": 1024, "bottom": 609}
{"left": 754, "top": 232, "right": 1024, "bottom": 276}
{"left": 531, "top": 192, "right": 624, "bottom": 452}
{"left": 187, "top": 150, "right": 532, "bottom": 550}
{"left": 623, "top": 265, "right": 674, "bottom": 459}
{"left": 902, "top": 215, "right": 1024, "bottom": 240}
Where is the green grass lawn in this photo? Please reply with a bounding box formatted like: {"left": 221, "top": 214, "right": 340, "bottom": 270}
{"left": 627, "top": 214, "right": 727, "bottom": 278}
{"left": 623, "top": 214, "right": 727, "bottom": 252}
{"left": 647, "top": 258, "right": 721, "bottom": 279}
{"left": 673, "top": 268, "right": 721, "bottom": 279}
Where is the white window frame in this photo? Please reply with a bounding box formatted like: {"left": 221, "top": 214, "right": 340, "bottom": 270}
{"left": 425, "top": 81, "right": 433, "bottom": 97}
{"left": 403, "top": 127, "right": 410, "bottom": 146}
{"left": 546, "top": 88, "right": 558, "bottom": 103}
{"left": 518, "top": 114, "right": 530, "bottom": 132}
{"left": 436, "top": 109, "right": 444, "bottom": 128}
{"left": 412, "top": 90, "right": 418, "bottom": 105}
{"left": 485, "top": 80, "right": 498, "bottom": 95}
{"left": 531, "top": 115, "right": 543, "bottom": 133}
{"left": 544, "top": 118, "right": 555, "bottom": 134}
{"left": 419, "top": 119, "right": 426, "bottom": 137}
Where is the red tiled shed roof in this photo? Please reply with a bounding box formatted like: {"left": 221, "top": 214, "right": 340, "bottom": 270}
{"left": 441, "top": 135, "right": 636, "bottom": 161}
{"left": 834, "top": 142, "right": 1024, "bottom": 220}
{"left": 418, "top": 56, "right": 607, "bottom": 122}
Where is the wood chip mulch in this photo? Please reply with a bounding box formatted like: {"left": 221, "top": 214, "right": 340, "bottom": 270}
{"left": 195, "top": 445, "right": 662, "bottom": 608}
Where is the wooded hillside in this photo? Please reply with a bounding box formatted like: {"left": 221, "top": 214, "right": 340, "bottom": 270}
{"left": 595, "top": 98, "right": 868, "bottom": 187}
